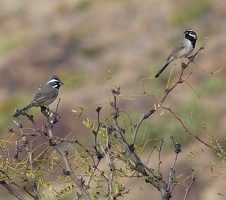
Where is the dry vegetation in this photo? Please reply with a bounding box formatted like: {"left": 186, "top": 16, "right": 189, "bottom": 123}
{"left": 0, "top": 0, "right": 226, "bottom": 199}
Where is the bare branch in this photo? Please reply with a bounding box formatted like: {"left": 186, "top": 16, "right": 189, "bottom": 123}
{"left": 132, "top": 108, "right": 155, "bottom": 146}
{"left": 0, "top": 181, "right": 25, "bottom": 200}
{"left": 183, "top": 171, "right": 196, "bottom": 200}
{"left": 167, "top": 136, "right": 181, "bottom": 192}
{"left": 162, "top": 106, "right": 212, "bottom": 149}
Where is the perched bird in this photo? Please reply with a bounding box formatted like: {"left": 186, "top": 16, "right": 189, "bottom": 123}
{"left": 13, "top": 75, "right": 64, "bottom": 118}
{"left": 155, "top": 29, "right": 197, "bottom": 78}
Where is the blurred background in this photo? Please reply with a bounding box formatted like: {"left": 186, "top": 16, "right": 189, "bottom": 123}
{"left": 1, "top": 0, "right": 226, "bottom": 199}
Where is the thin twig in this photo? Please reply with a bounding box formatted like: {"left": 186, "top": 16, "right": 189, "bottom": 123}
{"left": 167, "top": 136, "right": 181, "bottom": 191}
{"left": 157, "top": 139, "right": 164, "bottom": 177}
{"left": 162, "top": 106, "right": 212, "bottom": 149}
{"left": 131, "top": 109, "right": 155, "bottom": 146}
{"left": 183, "top": 172, "right": 196, "bottom": 200}
{"left": 160, "top": 38, "right": 208, "bottom": 105}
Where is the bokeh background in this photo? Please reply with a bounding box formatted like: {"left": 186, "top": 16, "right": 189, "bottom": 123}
{"left": 1, "top": 0, "right": 226, "bottom": 199}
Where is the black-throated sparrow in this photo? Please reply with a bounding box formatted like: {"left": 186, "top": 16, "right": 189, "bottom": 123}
{"left": 13, "top": 75, "right": 64, "bottom": 118}
{"left": 155, "top": 29, "right": 197, "bottom": 78}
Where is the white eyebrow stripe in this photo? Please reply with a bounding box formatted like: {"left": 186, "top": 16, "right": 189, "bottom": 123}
{"left": 189, "top": 33, "right": 196, "bottom": 38}
{"left": 47, "top": 79, "right": 59, "bottom": 83}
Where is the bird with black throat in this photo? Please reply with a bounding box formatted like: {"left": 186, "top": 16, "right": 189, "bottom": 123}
{"left": 155, "top": 29, "right": 197, "bottom": 78}
{"left": 13, "top": 75, "right": 64, "bottom": 118}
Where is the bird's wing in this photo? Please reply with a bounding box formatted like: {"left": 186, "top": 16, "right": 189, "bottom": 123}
{"left": 31, "top": 92, "right": 50, "bottom": 105}
{"left": 31, "top": 86, "right": 56, "bottom": 105}
{"left": 166, "top": 38, "right": 184, "bottom": 61}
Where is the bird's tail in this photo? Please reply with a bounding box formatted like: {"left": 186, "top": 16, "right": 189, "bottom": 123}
{"left": 13, "top": 104, "right": 33, "bottom": 118}
{"left": 155, "top": 60, "right": 171, "bottom": 78}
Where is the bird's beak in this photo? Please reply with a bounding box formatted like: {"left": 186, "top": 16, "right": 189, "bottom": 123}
{"left": 60, "top": 81, "right": 64, "bottom": 85}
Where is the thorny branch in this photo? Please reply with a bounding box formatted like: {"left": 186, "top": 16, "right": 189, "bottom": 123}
{"left": 167, "top": 136, "right": 181, "bottom": 192}
{"left": 160, "top": 38, "right": 208, "bottom": 104}
{"left": 0, "top": 168, "right": 26, "bottom": 200}
{"left": 136, "top": 38, "right": 212, "bottom": 149}
{"left": 163, "top": 106, "right": 212, "bottom": 149}
{"left": 107, "top": 87, "right": 195, "bottom": 200}
{"left": 12, "top": 110, "right": 92, "bottom": 200}
{"left": 143, "top": 137, "right": 183, "bottom": 200}
{"left": 5, "top": 37, "right": 210, "bottom": 200}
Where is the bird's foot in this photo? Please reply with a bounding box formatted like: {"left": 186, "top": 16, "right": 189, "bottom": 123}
{"left": 41, "top": 107, "right": 60, "bottom": 121}
{"left": 41, "top": 106, "right": 51, "bottom": 117}
{"left": 181, "top": 62, "right": 188, "bottom": 69}
{"left": 188, "top": 55, "right": 195, "bottom": 61}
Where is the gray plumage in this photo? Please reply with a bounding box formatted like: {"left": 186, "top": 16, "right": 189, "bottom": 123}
{"left": 155, "top": 29, "right": 197, "bottom": 78}
{"left": 13, "top": 75, "right": 63, "bottom": 118}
